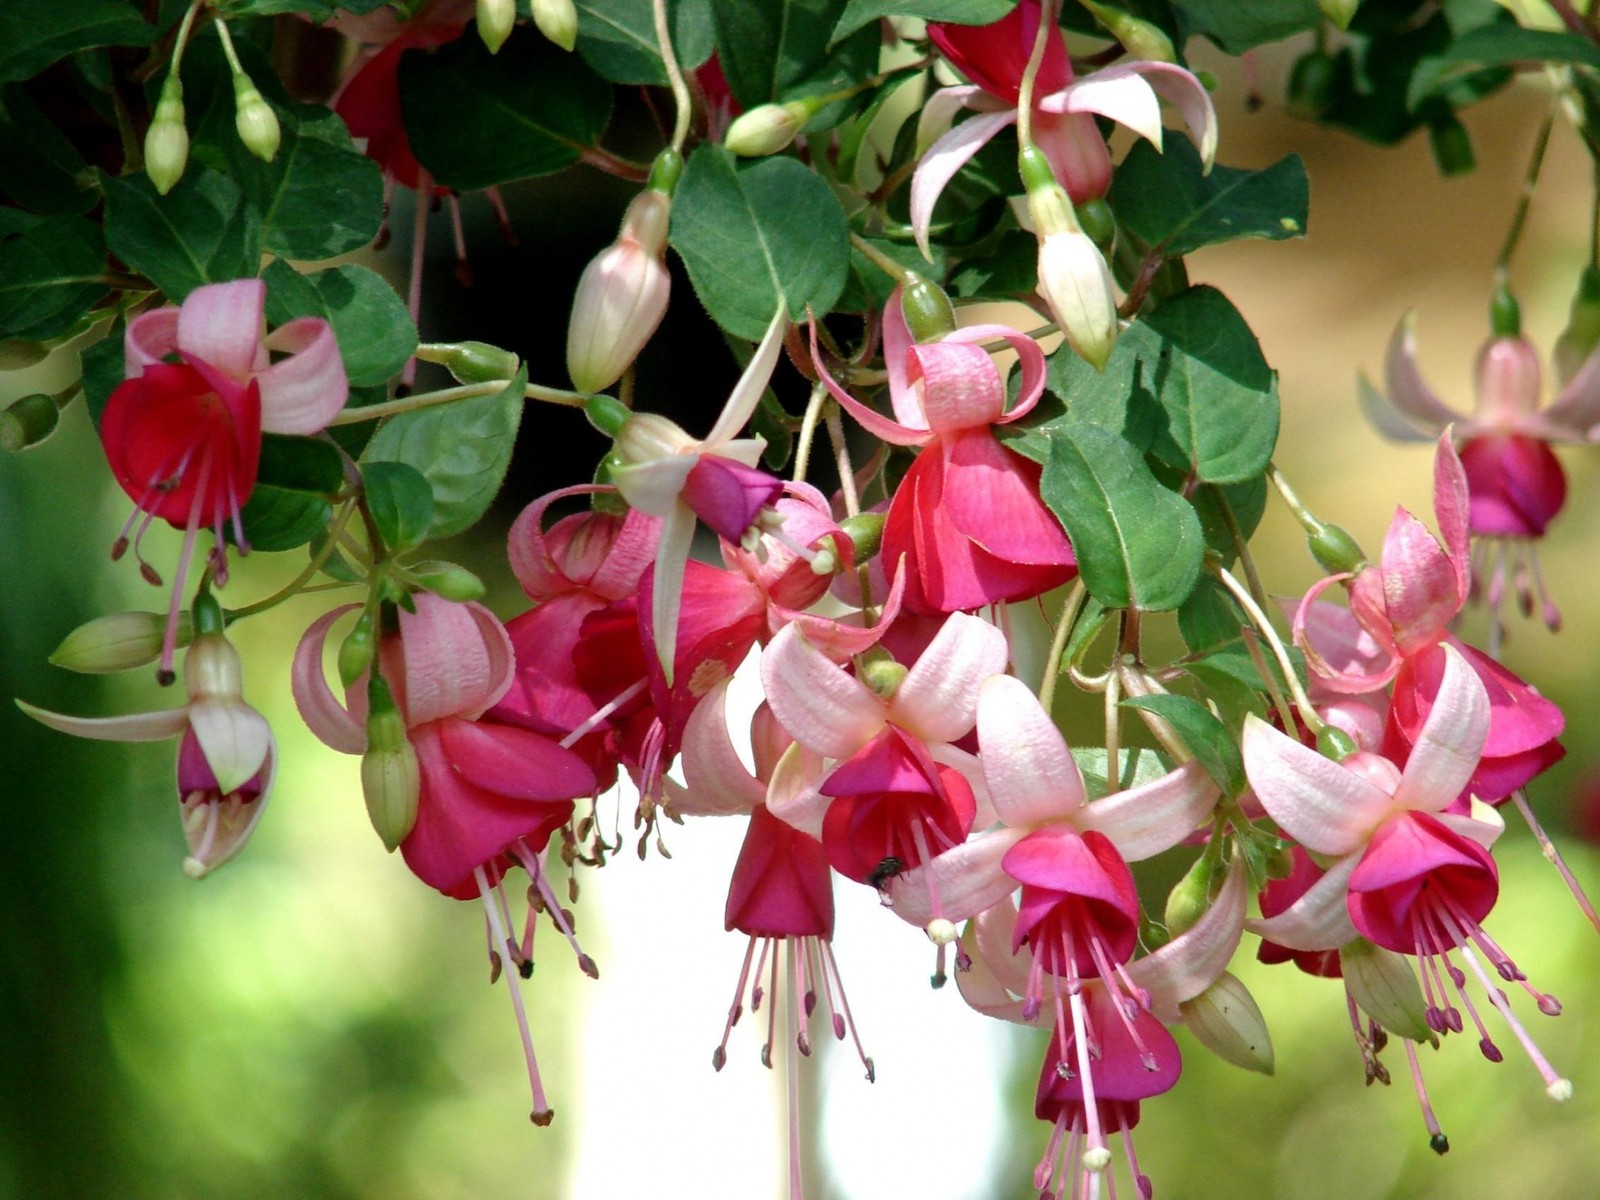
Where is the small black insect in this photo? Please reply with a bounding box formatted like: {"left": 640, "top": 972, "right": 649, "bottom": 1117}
{"left": 867, "top": 855, "right": 906, "bottom": 899}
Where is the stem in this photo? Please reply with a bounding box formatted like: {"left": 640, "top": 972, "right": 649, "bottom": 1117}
{"left": 794, "top": 381, "right": 827, "bottom": 483}
{"left": 1240, "top": 626, "right": 1299, "bottom": 740}
{"left": 169, "top": 0, "right": 204, "bottom": 73}
{"left": 328, "top": 379, "right": 587, "bottom": 426}
{"left": 1037, "top": 581, "right": 1086, "bottom": 712}
{"left": 224, "top": 499, "right": 359, "bottom": 621}
{"left": 1209, "top": 483, "right": 1269, "bottom": 614}
{"left": 212, "top": 17, "right": 246, "bottom": 76}
{"left": 849, "top": 232, "right": 910, "bottom": 285}
{"left": 1495, "top": 107, "right": 1556, "bottom": 271}
{"left": 1014, "top": 0, "right": 1060, "bottom": 148}
{"left": 1117, "top": 251, "right": 1165, "bottom": 318}
{"left": 579, "top": 146, "right": 652, "bottom": 182}
{"left": 1212, "top": 564, "right": 1325, "bottom": 735}
{"left": 652, "top": 0, "right": 692, "bottom": 153}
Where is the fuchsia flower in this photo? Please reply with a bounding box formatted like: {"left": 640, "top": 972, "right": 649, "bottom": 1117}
{"left": 20, "top": 599, "right": 275, "bottom": 878}
{"left": 812, "top": 289, "right": 1075, "bottom": 615}
{"left": 1244, "top": 644, "right": 1572, "bottom": 1101}
{"left": 912, "top": 0, "right": 1216, "bottom": 256}
{"left": 1295, "top": 435, "right": 1564, "bottom": 801}
{"left": 1360, "top": 315, "right": 1600, "bottom": 629}
{"left": 294, "top": 592, "right": 596, "bottom": 1125}
{"left": 107, "top": 278, "right": 347, "bottom": 680}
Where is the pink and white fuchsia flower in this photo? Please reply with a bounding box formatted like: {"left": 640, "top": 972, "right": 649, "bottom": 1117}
{"left": 1243, "top": 643, "right": 1572, "bottom": 1103}
{"left": 1360, "top": 314, "right": 1600, "bottom": 630}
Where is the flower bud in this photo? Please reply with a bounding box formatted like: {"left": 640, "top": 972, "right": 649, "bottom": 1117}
{"left": 1316, "top": 725, "right": 1358, "bottom": 761}
{"left": 1075, "top": 197, "right": 1116, "bottom": 253}
{"left": 362, "top": 674, "right": 420, "bottom": 850}
{"left": 434, "top": 340, "right": 521, "bottom": 383}
{"left": 231, "top": 76, "right": 281, "bottom": 162}
{"left": 1308, "top": 521, "right": 1366, "bottom": 575}
{"left": 567, "top": 189, "right": 672, "bottom": 394}
{"left": 145, "top": 73, "right": 190, "bottom": 195}
{"left": 410, "top": 560, "right": 487, "bottom": 602}
{"left": 860, "top": 657, "right": 908, "bottom": 700}
{"left": 1342, "top": 936, "right": 1435, "bottom": 1045}
{"left": 51, "top": 610, "right": 194, "bottom": 673}
{"left": 838, "top": 511, "right": 885, "bottom": 561}
{"left": 0, "top": 393, "right": 60, "bottom": 452}
{"left": 338, "top": 610, "right": 377, "bottom": 688}
{"left": 1163, "top": 852, "right": 1220, "bottom": 936}
{"left": 900, "top": 272, "right": 958, "bottom": 343}
{"left": 1080, "top": 0, "right": 1176, "bottom": 60}
{"left": 1554, "top": 265, "right": 1600, "bottom": 385}
{"left": 1317, "top": 0, "right": 1361, "bottom": 28}
{"left": 1034, "top": 220, "right": 1118, "bottom": 371}
{"left": 725, "top": 99, "right": 814, "bottom": 157}
{"left": 479, "top": 0, "right": 519, "bottom": 53}
{"left": 0, "top": 340, "right": 49, "bottom": 370}
{"left": 1179, "top": 971, "right": 1275, "bottom": 1074}
{"left": 531, "top": 0, "right": 577, "bottom": 51}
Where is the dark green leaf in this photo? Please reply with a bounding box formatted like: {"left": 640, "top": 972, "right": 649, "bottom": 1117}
{"left": 217, "top": 0, "right": 390, "bottom": 15}
{"left": 712, "top": 0, "right": 876, "bottom": 109}
{"left": 1112, "top": 140, "right": 1309, "bottom": 257}
{"left": 80, "top": 324, "right": 124, "bottom": 428}
{"left": 669, "top": 145, "right": 849, "bottom": 339}
{"left": 256, "top": 433, "right": 344, "bottom": 494}
{"left": 949, "top": 230, "right": 1038, "bottom": 301}
{"left": 0, "top": 0, "right": 153, "bottom": 84}
{"left": 841, "top": 236, "right": 947, "bottom": 311}
{"left": 1038, "top": 424, "right": 1204, "bottom": 611}
{"left": 1121, "top": 692, "right": 1244, "bottom": 796}
{"left": 832, "top": 0, "right": 1014, "bottom": 42}
{"left": 101, "top": 168, "right": 259, "bottom": 301}
{"left": 1410, "top": 24, "right": 1600, "bottom": 107}
{"left": 0, "top": 212, "right": 106, "bottom": 341}
{"left": 1169, "top": 0, "right": 1320, "bottom": 52}
{"left": 575, "top": 0, "right": 715, "bottom": 84}
{"left": 1190, "top": 475, "right": 1267, "bottom": 563}
{"left": 239, "top": 486, "right": 332, "bottom": 552}
{"left": 399, "top": 31, "right": 612, "bottom": 191}
{"left": 0, "top": 85, "right": 95, "bottom": 214}
{"left": 263, "top": 261, "right": 417, "bottom": 388}
{"left": 1008, "top": 324, "right": 1165, "bottom": 465}
{"left": 362, "top": 460, "right": 435, "bottom": 552}
{"left": 1140, "top": 286, "right": 1278, "bottom": 484}
{"left": 361, "top": 366, "right": 527, "bottom": 538}
{"left": 1177, "top": 573, "right": 1245, "bottom": 654}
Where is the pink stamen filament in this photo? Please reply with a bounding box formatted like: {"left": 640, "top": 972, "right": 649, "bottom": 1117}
{"left": 819, "top": 939, "right": 874, "bottom": 1081}
{"left": 1509, "top": 789, "right": 1600, "bottom": 936}
{"left": 713, "top": 937, "right": 759, "bottom": 1071}
{"left": 559, "top": 678, "right": 649, "bottom": 749}
{"left": 1402, "top": 1037, "right": 1448, "bottom": 1153}
{"left": 761, "top": 940, "right": 780, "bottom": 1069}
{"left": 513, "top": 841, "right": 597, "bottom": 977}
{"left": 474, "top": 865, "right": 554, "bottom": 1124}
{"left": 160, "top": 451, "right": 214, "bottom": 682}
{"left": 785, "top": 944, "right": 805, "bottom": 1200}
{"left": 447, "top": 193, "right": 472, "bottom": 286}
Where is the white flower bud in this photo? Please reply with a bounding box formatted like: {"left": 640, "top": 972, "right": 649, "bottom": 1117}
{"left": 362, "top": 735, "right": 421, "bottom": 851}
{"left": 145, "top": 74, "right": 189, "bottom": 195}
{"left": 1179, "top": 971, "right": 1276, "bottom": 1075}
{"left": 232, "top": 77, "right": 281, "bottom": 162}
{"left": 1035, "top": 223, "right": 1118, "bottom": 371}
{"left": 567, "top": 189, "right": 672, "bottom": 394}
{"left": 479, "top": 0, "right": 518, "bottom": 53}
{"left": 50, "top": 610, "right": 193, "bottom": 674}
{"left": 725, "top": 101, "right": 810, "bottom": 157}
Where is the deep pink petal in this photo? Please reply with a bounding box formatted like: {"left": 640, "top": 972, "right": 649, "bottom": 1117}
{"left": 809, "top": 318, "right": 931, "bottom": 446}
{"left": 1346, "top": 811, "right": 1498, "bottom": 954}
{"left": 1458, "top": 433, "right": 1567, "bottom": 538}
{"left": 1389, "top": 642, "right": 1489, "bottom": 813}
{"left": 927, "top": 0, "right": 1073, "bottom": 102}
{"left": 438, "top": 717, "right": 595, "bottom": 802}
{"left": 724, "top": 805, "right": 835, "bottom": 938}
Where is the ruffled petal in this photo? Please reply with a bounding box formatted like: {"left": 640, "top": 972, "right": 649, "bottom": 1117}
{"left": 289, "top": 604, "right": 366, "bottom": 753}
{"left": 125, "top": 306, "right": 180, "bottom": 376}
{"left": 176, "top": 279, "right": 268, "bottom": 382}
{"left": 809, "top": 318, "right": 932, "bottom": 446}
{"left": 257, "top": 317, "right": 349, "bottom": 434}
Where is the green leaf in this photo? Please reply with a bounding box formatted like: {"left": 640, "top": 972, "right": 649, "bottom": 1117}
{"left": 711, "top": 0, "right": 876, "bottom": 109}
{"left": 949, "top": 230, "right": 1038, "bottom": 301}
{"left": 0, "top": 85, "right": 95, "bottom": 214}
{"left": 1169, "top": 0, "right": 1321, "bottom": 53}
{"left": 1112, "top": 140, "right": 1309, "bottom": 258}
{"left": 1038, "top": 424, "right": 1204, "bottom": 611}
{"left": 361, "top": 366, "right": 528, "bottom": 538}
{"left": 399, "top": 31, "right": 612, "bottom": 191}
{"left": 1408, "top": 25, "right": 1600, "bottom": 109}
{"left": 1177, "top": 573, "right": 1245, "bottom": 655}
{"left": 0, "top": 212, "right": 107, "bottom": 341}
{"left": 1121, "top": 692, "right": 1244, "bottom": 796}
{"left": 669, "top": 145, "right": 849, "bottom": 339}
{"left": 1140, "top": 286, "right": 1279, "bottom": 484}
{"left": 263, "top": 261, "right": 417, "bottom": 388}
{"left": 239, "top": 487, "right": 332, "bottom": 552}
{"left": 0, "top": 0, "right": 153, "bottom": 84}
{"left": 100, "top": 168, "right": 259, "bottom": 301}
{"left": 574, "top": 0, "right": 715, "bottom": 84}
{"left": 832, "top": 0, "right": 1014, "bottom": 43}
{"left": 256, "top": 433, "right": 344, "bottom": 494}
{"left": 1073, "top": 746, "right": 1171, "bottom": 800}
{"left": 80, "top": 324, "right": 125, "bottom": 428}
{"left": 362, "top": 461, "right": 435, "bottom": 552}
{"left": 1190, "top": 475, "right": 1267, "bottom": 563}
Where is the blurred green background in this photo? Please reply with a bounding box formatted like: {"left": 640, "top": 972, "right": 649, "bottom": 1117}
{"left": 3, "top": 33, "right": 1600, "bottom": 1200}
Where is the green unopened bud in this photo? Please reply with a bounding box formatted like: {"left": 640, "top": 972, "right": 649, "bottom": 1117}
{"left": 1318, "top": 0, "right": 1362, "bottom": 27}
{"left": 51, "top": 610, "right": 194, "bottom": 673}
{"left": 1428, "top": 115, "right": 1475, "bottom": 177}
{"left": 338, "top": 610, "right": 377, "bottom": 688}
{"left": 436, "top": 340, "right": 521, "bottom": 383}
{"left": 145, "top": 73, "right": 190, "bottom": 195}
{"left": 0, "top": 340, "right": 49, "bottom": 371}
{"left": 1179, "top": 971, "right": 1276, "bottom": 1074}
{"left": 1018, "top": 145, "right": 1063, "bottom": 200}
{"left": 585, "top": 393, "right": 633, "bottom": 439}
{"left": 410, "top": 560, "right": 486, "bottom": 602}
{"left": 647, "top": 147, "right": 683, "bottom": 195}
{"left": 1308, "top": 522, "right": 1366, "bottom": 574}
{"left": 1287, "top": 51, "right": 1336, "bottom": 120}
{"left": 531, "top": 0, "right": 577, "bottom": 51}
{"left": 1076, "top": 197, "right": 1116, "bottom": 253}
{"left": 1342, "top": 937, "right": 1434, "bottom": 1044}
{"left": 860, "top": 657, "right": 908, "bottom": 700}
{"left": 479, "top": 0, "right": 519, "bottom": 53}
{"left": 231, "top": 76, "right": 281, "bottom": 162}
{"left": 901, "top": 271, "right": 957, "bottom": 343}
{"left": 838, "top": 511, "right": 885, "bottom": 562}
{"left": 363, "top": 674, "right": 419, "bottom": 851}
{"left": 1164, "top": 852, "right": 1221, "bottom": 936}
{"left": 1316, "top": 725, "right": 1358, "bottom": 761}
{"left": 1554, "top": 265, "right": 1600, "bottom": 384}
{"left": 0, "top": 393, "right": 60, "bottom": 451}
{"left": 1489, "top": 279, "right": 1522, "bottom": 338}
{"left": 1080, "top": 0, "right": 1175, "bottom": 60}
{"left": 726, "top": 98, "right": 818, "bottom": 157}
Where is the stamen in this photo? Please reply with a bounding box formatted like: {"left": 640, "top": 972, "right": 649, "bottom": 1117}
{"left": 403, "top": 169, "right": 431, "bottom": 390}
{"left": 447, "top": 194, "right": 473, "bottom": 287}
{"left": 1527, "top": 545, "right": 1561, "bottom": 631}
{"left": 1508, "top": 789, "right": 1600, "bottom": 936}
{"left": 819, "top": 940, "right": 874, "bottom": 1081}
{"left": 785, "top": 943, "right": 805, "bottom": 1200}
{"left": 1067, "top": 988, "right": 1109, "bottom": 1168}
{"left": 1402, "top": 1038, "right": 1449, "bottom": 1153}
{"left": 761, "top": 941, "right": 780, "bottom": 1069}
{"left": 474, "top": 866, "right": 554, "bottom": 1125}
{"left": 159, "top": 452, "right": 213, "bottom": 685}
{"left": 515, "top": 841, "right": 598, "bottom": 978}
{"left": 486, "top": 186, "right": 517, "bottom": 244}
{"left": 713, "top": 937, "right": 758, "bottom": 1071}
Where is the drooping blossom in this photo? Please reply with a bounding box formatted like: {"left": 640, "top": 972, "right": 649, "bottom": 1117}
{"left": 1359, "top": 314, "right": 1600, "bottom": 631}
{"left": 293, "top": 592, "right": 596, "bottom": 1125}
{"left": 1244, "top": 643, "right": 1572, "bottom": 1102}
{"left": 911, "top": 0, "right": 1216, "bottom": 256}
{"left": 107, "top": 278, "right": 347, "bottom": 680}
{"left": 20, "top": 596, "right": 275, "bottom": 878}
{"left": 1294, "top": 435, "right": 1564, "bottom": 802}
{"left": 812, "top": 289, "right": 1075, "bottom": 615}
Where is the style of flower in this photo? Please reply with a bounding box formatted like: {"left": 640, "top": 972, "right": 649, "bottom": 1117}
{"left": 1360, "top": 315, "right": 1600, "bottom": 631}
{"left": 1295, "top": 434, "right": 1564, "bottom": 802}
{"left": 812, "top": 289, "right": 1075, "bottom": 615}
{"left": 293, "top": 592, "right": 596, "bottom": 1126}
{"left": 1244, "top": 643, "right": 1571, "bottom": 1102}
{"left": 911, "top": 0, "right": 1216, "bottom": 257}
{"left": 20, "top": 602, "right": 275, "bottom": 879}
{"left": 108, "top": 278, "right": 347, "bottom": 681}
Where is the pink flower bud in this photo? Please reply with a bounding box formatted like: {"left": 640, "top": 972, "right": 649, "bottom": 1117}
{"left": 566, "top": 189, "right": 672, "bottom": 393}
{"left": 1472, "top": 335, "right": 1543, "bottom": 426}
